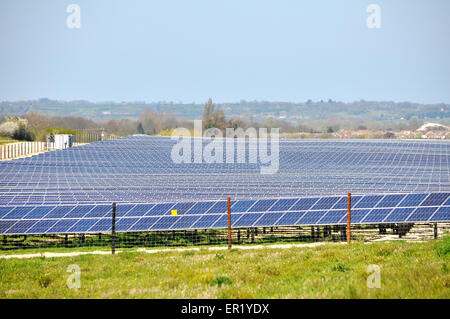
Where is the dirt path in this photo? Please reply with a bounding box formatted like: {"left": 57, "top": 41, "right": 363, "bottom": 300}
{"left": 0, "top": 242, "right": 333, "bottom": 259}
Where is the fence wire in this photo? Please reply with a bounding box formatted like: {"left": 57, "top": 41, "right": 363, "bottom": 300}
{"left": 1, "top": 223, "right": 448, "bottom": 252}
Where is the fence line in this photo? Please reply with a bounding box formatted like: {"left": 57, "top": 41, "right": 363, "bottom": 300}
{"left": 0, "top": 141, "right": 47, "bottom": 161}
{"left": 1, "top": 134, "right": 119, "bottom": 161}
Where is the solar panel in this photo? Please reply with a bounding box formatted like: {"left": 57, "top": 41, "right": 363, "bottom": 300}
{"left": 5, "top": 220, "right": 37, "bottom": 234}
{"left": 0, "top": 136, "right": 449, "bottom": 235}
{"left": 376, "top": 194, "right": 406, "bottom": 208}
{"left": 130, "top": 217, "right": 159, "bottom": 231}
{"left": 297, "top": 211, "right": 327, "bottom": 225}
{"left": 355, "top": 195, "right": 384, "bottom": 208}
{"left": 115, "top": 217, "right": 139, "bottom": 231}
{"left": 187, "top": 201, "right": 216, "bottom": 214}
{"left": 430, "top": 206, "right": 450, "bottom": 222}
{"left": 69, "top": 218, "right": 99, "bottom": 232}
{"left": 383, "top": 208, "right": 415, "bottom": 222}
{"left": 311, "top": 197, "right": 340, "bottom": 210}
{"left": 420, "top": 193, "right": 449, "bottom": 206}
{"left": 407, "top": 207, "right": 438, "bottom": 222}
{"left": 269, "top": 199, "right": 298, "bottom": 211}
{"left": 293, "top": 197, "right": 321, "bottom": 210}
{"left": 399, "top": 194, "right": 428, "bottom": 207}
{"left": 254, "top": 212, "right": 284, "bottom": 226}
{"left": 318, "top": 210, "right": 346, "bottom": 225}
{"left": 276, "top": 211, "right": 306, "bottom": 226}
{"left": 233, "top": 213, "right": 263, "bottom": 227}
{"left": 191, "top": 214, "right": 222, "bottom": 228}
{"left": 3, "top": 207, "right": 35, "bottom": 220}
{"left": 125, "top": 204, "right": 153, "bottom": 217}
{"left": 26, "top": 220, "right": 58, "bottom": 234}
{"left": 231, "top": 201, "right": 256, "bottom": 213}
{"left": 248, "top": 200, "right": 277, "bottom": 212}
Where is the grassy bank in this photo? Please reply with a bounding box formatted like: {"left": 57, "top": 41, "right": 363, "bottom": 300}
{"left": 0, "top": 238, "right": 449, "bottom": 298}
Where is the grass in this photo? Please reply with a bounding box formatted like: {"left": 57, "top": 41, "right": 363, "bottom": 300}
{"left": 0, "top": 238, "right": 449, "bottom": 298}
{"left": 0, "top": 137, "right": 19, "bottom": 145}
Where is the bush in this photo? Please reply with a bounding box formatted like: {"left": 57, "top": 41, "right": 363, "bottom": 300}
{"left": 12, "top": 124, "right": 34, "bottom": 141}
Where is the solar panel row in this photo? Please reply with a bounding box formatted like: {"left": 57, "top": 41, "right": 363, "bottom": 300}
{"left": 0, "top": 136, "right": 449, "bottom": 206}
{"left": 0, "top": 192, "right": 448, "bottom": 235}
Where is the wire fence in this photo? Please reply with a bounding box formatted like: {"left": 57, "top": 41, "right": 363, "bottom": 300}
{"left": 1, "top": 223, "right": 448, "bottom": 252}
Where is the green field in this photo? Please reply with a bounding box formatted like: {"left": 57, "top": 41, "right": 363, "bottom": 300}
{"left": 0, "top": 237, "right": 449, "bottom": 299}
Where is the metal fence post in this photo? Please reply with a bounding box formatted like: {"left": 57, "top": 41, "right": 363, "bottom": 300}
{"left": 112, "top": 202, "right": 116, "bottom": 254}
{"left": 347, "top": 192, "right": 351, "bottom": 244}
{"left": 227, "top": 196, "right": 232, "bottom": 249}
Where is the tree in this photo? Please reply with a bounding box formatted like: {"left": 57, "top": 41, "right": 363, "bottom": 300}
{"left": 202, "top": 98, "right": 228, "bottom": 131}
{"left": 136, "top": 122, "right": 145, "bottom": 134}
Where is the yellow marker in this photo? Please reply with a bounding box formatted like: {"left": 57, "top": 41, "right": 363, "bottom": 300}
{"left": 171, "top": 210, "right": 178, "bottom": 216}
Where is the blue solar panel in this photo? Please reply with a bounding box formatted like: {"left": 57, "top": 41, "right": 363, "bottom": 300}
{"left": 47, "top": 219, "right": 77, "bottom": 233}
{"left": 0, "top": 220, "right": 17, "bottom": 233}
{"left": 151, "top": 216, "right": 179, "bottom": 230}
{"left": 376, "top": 194, "right": 406, "bottom": 208}
{"left": 311, "top": 197, "right": 340, "bottom": 210}
{"left": 3, "top": 207, "right": 34, "bottom": 220}
{"left": 187, "top": 201, "right": 216, "bottom": 214}
{"left": 147, "top": 203, "right": 174, "bottom": 216}
{"left": 171, "top": 215, "right": 201, "bottom": 229}
{"left": 355, "top": 195, "right": 384, "bottom": 208}
{"left": 297, "top": 211, "right": 327, "bottom": 225}
{"left": 192, "top": 214, "right": 222, "bottom": 228}
{"left": 333, "top": 196, "right": 362, "bottom": 209}
{"left": 444, "top": 197, "right": 450, "bottom": 206}
{"left": 289, "top": 198, "right": 318, "bottom": 211}
{"left": 130, "top": 217, "right": 159, "bottom": 231}
{"left": 115, "top": 217, "right": 139, "bottom": 231}
{"left": 0, "top": 207, "right": 14, "bottom": 219}
{"left": 84, "top": 205, "right": 111, "bottom": 218}
{"left": 171, "top": 202, "right": 196, "bottom": 215}
{"left": 207, "top": 201, "right": 231, "bottom": 214}
{"left": 5, "top": 220, "right": 37, "bottom": 234}
{"left": 231, "top": 200, "right": 256, "bottom": 213}
{"left": 248, "top": 199, "right": 277, "bottom": 212}
{"left": 348, "top": 209, "right": 371, "bottom": 223}
{"left": 125, "top": 204, "right": 154, "bottom": 217}
{"left": 420, "top": 193, "right": 449, "bottom": 206}
{"left": 362, "top": 209, "right": 392, "bottom": 223}
{"left": 44, "top": 206, "right": 70, "bottom": 219}
{"left": 254, "top": 212, "right": 284, "bottom": 226}
{"left": 23, "top": 206, "right": 54, "bottom": 219}
{"left": 407, "top": 207, "right": 438, "bottom": 222}
{"left": 89, "top": 218, "right": 112, "bottom": 232}
{"left": 430, "top": 206, "right": 450, "bottom": 222}
{"left": 214, "top": 214, "right": 242, "bottom": 228}
{"left": 399, "top": 194, "right": 428, "bottom": 207}
{"left": 233, "top": 213, "right": 263, "bottom": 227}
{"left": 269, "top": 199, "right": 298, "bottom": 211}
{"left": 69, "top": 218, "right": 99, "bottom": 232}
{"left": 26, "top": 220, "right": 58, "bottom": 234}
{"left": 318, "top": 210, "right": 346, "bottom": 225}
{"left": 383, "top": 208, "right": 415, "bottom": 222}
{"left": 116, "top": 204, "right": 136, "bottom": 217}
{"left": 276, "top": 211, "right": 305, "bottom": 225}
{"left": 63, "top": 205, "right": 95, "bottom": 218}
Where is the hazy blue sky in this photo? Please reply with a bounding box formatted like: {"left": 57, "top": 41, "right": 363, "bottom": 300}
{"left": 0, "top": 0, "right": 449, "bottom": 103}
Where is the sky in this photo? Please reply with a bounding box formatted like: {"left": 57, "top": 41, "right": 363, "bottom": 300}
{"left": 0, "top": 0, "right": 449, "bottom": 104}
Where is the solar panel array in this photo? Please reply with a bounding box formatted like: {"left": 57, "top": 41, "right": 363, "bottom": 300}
{"left": 0, "top": 192, "right": 448, "bottom": 235}
{"left": 0, "top": 135, "right": 449, "bottom": 235}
